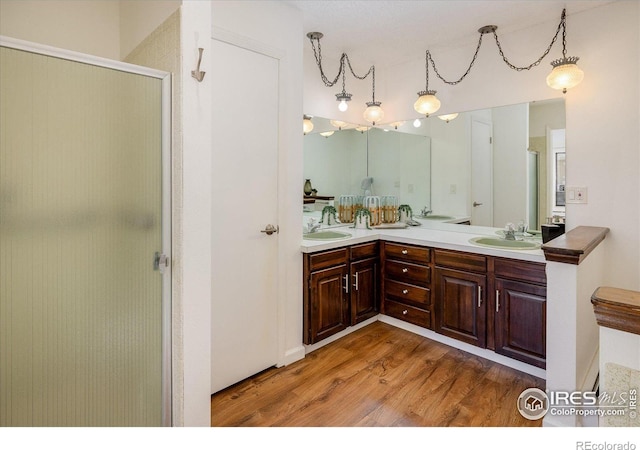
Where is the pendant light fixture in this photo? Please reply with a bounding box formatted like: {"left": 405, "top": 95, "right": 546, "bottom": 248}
{"left": 335, "top": 70, "right": 352, "bottom": 112}
{"left": 437, "top": 113, "right": 459, "bottom": 123}
{"left": 307, "top": 32, "right": 383, "bottom": 123}
{"left": 363, "top": 68, "right": 384, "bottom": 125}
{"left": 546, "top": 9, "right": 584, "bottom": 93}
{"left": 414, "top": 50, "right": 440, "bottom": 117}
{"left": 320, "top": 131, "right": 335, "bottom": 138}
{"left": 303, "top": 115, "right": 314, "bottom": 135}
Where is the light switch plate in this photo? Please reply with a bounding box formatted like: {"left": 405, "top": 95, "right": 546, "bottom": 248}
{"left": 566, "top": 186, "right": 588, "bottom": 204}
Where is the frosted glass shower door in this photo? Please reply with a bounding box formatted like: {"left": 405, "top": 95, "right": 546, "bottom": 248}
{"left": 0, "top": 43, "right": 170, "bottom": 426}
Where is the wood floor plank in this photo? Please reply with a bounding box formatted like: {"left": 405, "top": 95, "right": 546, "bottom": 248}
{"left": 211, "top": 322, "right": 545, "bottom": 427}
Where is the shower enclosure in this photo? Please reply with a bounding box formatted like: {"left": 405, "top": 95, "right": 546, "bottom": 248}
{"left": 0, "top": 37, "right": 171, "bottom": 426}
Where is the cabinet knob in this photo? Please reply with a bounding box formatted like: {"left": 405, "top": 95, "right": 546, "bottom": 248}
{"left": 402, "top": 289, "right": 409, "bottom": 294}
{"left": 402, "top": 268, "right": 409, "bottom": 273}
{"left": 401, "top": 249, "right": 408, "bottom": 255}
{"left": 402, "top": 310, "right": 408, "bottom": 315}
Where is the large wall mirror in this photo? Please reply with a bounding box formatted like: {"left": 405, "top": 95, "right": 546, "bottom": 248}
{"left": 303, "top": 98, "right": 565, "bottom": 230}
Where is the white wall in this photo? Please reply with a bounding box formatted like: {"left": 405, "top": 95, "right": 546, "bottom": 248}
{"left": 492, "top": 103, "right": 528, "bottom": 227}
{"left": 303, "top": 130, "right": 367, "bottom": 198}
{"left": 0, "top": 0, "right": 121, "bottom": 59}
{"left": 119, "top": 0, "right": 180, "bottom": 59}
{"left": 305, "top": 1, "right": 640, "bottom": 290}
{"left": 529, "top": 100, "right": 566, "bottom": 137}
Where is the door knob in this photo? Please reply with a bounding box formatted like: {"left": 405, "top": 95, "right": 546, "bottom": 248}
{"left": 473, "top": 201, "right": 483, "bottom": 207}
{"left": 260, "top": 224, "right": 279, "bottom": 235}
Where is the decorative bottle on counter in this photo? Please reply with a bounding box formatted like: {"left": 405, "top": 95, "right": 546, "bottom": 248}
{"left": 304, "top": 179, "right": 313, "bottom": 195}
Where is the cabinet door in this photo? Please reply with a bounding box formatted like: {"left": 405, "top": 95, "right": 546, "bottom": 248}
{"left": 495, "top": 278, "right": 546, "bottom": 368}
{"left": 308, "top": 265, "right": 349, "bottom": 344}
{"left": 350, "top": 257, "right": 379, "bottom": 325}
{"left": 434, "top": 267, "right": 487, "bottom": 348}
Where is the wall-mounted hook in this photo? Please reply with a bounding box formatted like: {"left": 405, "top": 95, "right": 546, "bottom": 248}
{"left": 191, "top": 47, "right": 205, "bottom": 82}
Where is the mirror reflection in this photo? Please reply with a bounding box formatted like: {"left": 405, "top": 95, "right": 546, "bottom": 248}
{"left": 303, "top": 99, "right": 565, "bottom": 230}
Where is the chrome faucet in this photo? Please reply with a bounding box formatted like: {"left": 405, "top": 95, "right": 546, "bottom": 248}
{"left": 504, "top": 223, "right": 516, "bottom": 240}
{"left": 305, "top": 218, "right": 321, "bottom": 233}
{"left": 421, "top": 207, "right": 432, "bottom": 217}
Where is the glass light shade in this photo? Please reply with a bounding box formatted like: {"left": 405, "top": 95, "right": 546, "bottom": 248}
{"left": 330, "top": 120, "right": 348, "bottom": 129}
{"left": 303, "top": 117, "right": 314, "bottom": 134}
{"left": 338, "top": 100, "right": 348, "bottom": 112}
{"left": 414, "top": 91, "right": 441, "bottom": 116}
{"left": 319, "top": 131, "right": 334, "bottom": 137}
{"left": 413, "top": 118, "right": 422, "bottom": 128}
{"left": 437, "top": 113, "right": 459, "bottom": 123}
{"left": 546, "top": 58, "right": 584, "bottom": 93}
{"left": 363, "top": 102, "right": 384, "bottom": 125}
{"left": 355, "top": 126, "right": 370, "bottom": 133}
{"left": 389, "top": 121, "right": 405, "bottom": 130}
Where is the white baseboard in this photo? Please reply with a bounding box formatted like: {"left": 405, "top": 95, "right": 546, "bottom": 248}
{"left": 281, "top": 345, "right": 306, "bottom": 367}
{"left": 303, "top": 316, "right": 379, "bottom": 355}
{"left": 378, "top": 315, "right": 547, "bottom": 379}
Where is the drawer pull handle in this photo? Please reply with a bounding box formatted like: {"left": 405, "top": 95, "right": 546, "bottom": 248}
{"left": 343, "top": 274, "right": 349, "bottom": 294}
{"left": 496, "top": 290, "right": 500, "bottom": 312}
{"left": 402, "top": 268, "right": 409, "bottom": 273}
{"left": 402, "top": 309, "right": 408, "bottom": 315}
{"left": 402, "top": 289, "right": 409, "bottom": 294}
{"left": 477, "top": 286, "right": 482, "bottom": 307}
{"left": 401, "top": 249, "right": 408, "bottom": 255}
{"left": 353, "top": 272, "right": 359, "bottom": 291}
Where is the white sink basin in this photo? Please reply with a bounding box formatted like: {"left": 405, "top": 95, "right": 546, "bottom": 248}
{"left": 303, "top": 230, "right": 352, "bottom": 241}
{"left": 469, "top": 236, "right": 541, "bottom": 250}
{"left": 418, "top": 215, "right": 455, "bottom": 220}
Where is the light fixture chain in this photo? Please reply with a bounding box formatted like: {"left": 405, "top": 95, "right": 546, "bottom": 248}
{"left": 492, "top": 8, "right": 565, "bottom": 71}
{"left": 344, "top": 54, "right": 374, "bottom": 80}
{"left": 427, "top": 33, "right": 485, "bottom": 86}
{"left": 308, "top": 36, "right": 343, "bottom": 87}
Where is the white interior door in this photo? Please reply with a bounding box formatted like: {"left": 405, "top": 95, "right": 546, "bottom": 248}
{"left": 471, "top": 119, "right": 493, "bottom": 226}
{"left": 210, "top": 39, "right": 279, "bottom": 393}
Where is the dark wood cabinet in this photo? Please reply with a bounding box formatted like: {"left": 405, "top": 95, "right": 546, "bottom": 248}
{"left": 304, "top": 240, "right": 546, "bottom": 367}
{"left": 433, "top": 249, "right": 487, "bottom": 348}
{"left": 304, "top": 243, "right": 379, "bottom": 344}
{"left": 349, "top": 243, "right": 380, "bottom": 325}
{"left": 434, "top": 266, "right": 487, "bottom": 348}
{"left": 308, "top": 265, "right": 349, "bottom": 344}
{"left": 381, "top": 242, "right": 432, "bottom": 329}
{"left": 494, "top": 259, "right": 547, "bottom": 368}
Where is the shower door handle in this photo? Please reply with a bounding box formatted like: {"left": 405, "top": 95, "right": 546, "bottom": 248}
{"left": 473, "top": 201, "right": 483, "bottom": 207}
{"left": 154, "top": 252, "right": 169, "bottom": 274}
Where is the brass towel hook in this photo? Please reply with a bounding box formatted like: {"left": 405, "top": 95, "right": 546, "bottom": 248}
{"left": 191, "top": 47, "right": 205, "bottom": 82}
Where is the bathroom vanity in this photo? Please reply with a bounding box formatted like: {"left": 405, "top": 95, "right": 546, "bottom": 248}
{"left": 302, "top": 219, "right": 547, "bottom": 370}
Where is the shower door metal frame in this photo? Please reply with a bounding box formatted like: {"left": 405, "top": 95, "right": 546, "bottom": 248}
{"left": 0, "top": 35, "right": 173, "bottom": 426}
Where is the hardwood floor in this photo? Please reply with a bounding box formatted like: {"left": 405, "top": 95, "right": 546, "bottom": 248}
{"left": 210, "top": 321, "right": 545, "bottom": 427}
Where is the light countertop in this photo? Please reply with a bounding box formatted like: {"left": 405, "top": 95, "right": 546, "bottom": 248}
{"left": 301, "top": 217, "right": 546, "bottom": 263}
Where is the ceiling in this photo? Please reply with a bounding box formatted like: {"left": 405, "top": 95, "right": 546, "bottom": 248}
{"left": 285, "top": 0, "right": 615, "bottom": 66}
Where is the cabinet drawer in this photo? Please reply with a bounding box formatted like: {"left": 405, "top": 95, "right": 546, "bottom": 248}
{"left": 434, "top": 249, "right": 486, "bottom": 273}
{"left": 383, "top": 299, "right": 431, "bottom": 329}
{"left": 384, "top": 242, "right": 430, "bottom": 264}
{"left": 494, "top": 258, "right": 546, "bottom": 285}
{"left": 307, "top": 247, "right": 349, "bottom": 271}
{"left": 350, "top": 241, "right": 379, "bottom": 261}
{"left": 385, "top": 260, "right": 430, "bottom": 287}
{"left": 384, "top": 279, "right": 430, "bottom": 306}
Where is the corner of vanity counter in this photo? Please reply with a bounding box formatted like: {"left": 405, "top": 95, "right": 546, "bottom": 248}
{"left": 591, "top": 286, "right": 640, "bottom": 336}
{"left": 541, "top": 226, "right": 610, "bottom": 265}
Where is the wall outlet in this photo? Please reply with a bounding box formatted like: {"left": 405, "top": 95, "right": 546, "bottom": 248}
{"left": 394, "top": 180, "right": 400, "bottom": 188}
{"left": 450, "top": 184, "right": 457, "bottom": 194}
{"left": 566, "top": 186, "right": 588, "bottom": 204}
